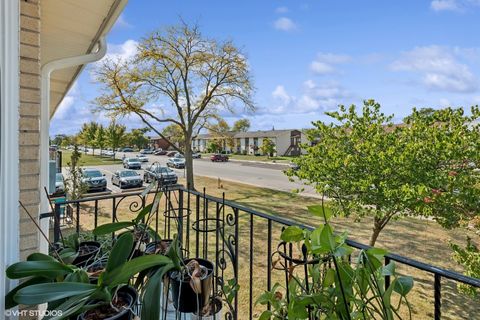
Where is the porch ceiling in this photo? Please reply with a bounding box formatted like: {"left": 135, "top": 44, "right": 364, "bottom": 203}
{"left": 40, "top": 0, "right": 127, "bottom": 118}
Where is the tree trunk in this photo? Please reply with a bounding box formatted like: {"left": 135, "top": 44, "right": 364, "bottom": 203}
{"left": 184, "top": 138, "right": 195, "bottom": 190}
{"left": 369, "top": 216, "right": 383, "bottom": 246}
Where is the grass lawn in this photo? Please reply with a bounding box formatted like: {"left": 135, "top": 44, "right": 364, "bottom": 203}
{"left": 61, "top": 150, "right": 123, "bottom": 167}
{"left": 61, "top": 175, "right": 478, "bottom": 319}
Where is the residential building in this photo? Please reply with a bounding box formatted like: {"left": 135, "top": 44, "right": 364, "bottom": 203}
{"left": 0, "top": 0, "right": 127, "bottom": 315}
{"left": 192, "top": 129, "right": 304, "bottom": 156}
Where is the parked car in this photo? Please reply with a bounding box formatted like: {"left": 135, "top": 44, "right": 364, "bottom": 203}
{"left": 288, "top": 162, "right": 300, "bottom": 171}
{"left": 192, "top": 152, "right": 201, "bottom": 159}
{"left": 166, "top": 151, "right": 177, "bottom": 157}
{"left": 54, "top": 173, "right": 65, "bottom": 195}
{"left": 81, "top": 168, "right": 107, "bottom": 192}
{"left": 153, "top": 149, "right": 167, "bottom": 155}
{"left": 174, "top": 153, "right": 184, "bottom": 159}
{"left": 120, "top": 147, "right": 134, "bottom": 152}
{"left": 111, "top": 170, "right": 143, "bottom": 189}
{"left": 123, "top": 157, "right": 142, "bottom": 169}
{"left": 140, "top": 149, "right": 154, "bottom": 154}
{"left": 136, "top": 155, "right": 149, "bottom": 162}
{"left": 167, "top": 157, "right": 186, "bottom": 169}
{"left": 210, "top": 154, "right": 229, "bottom": 162}
{"left": 143, "top": 164, "right": 178, "bottom": 185}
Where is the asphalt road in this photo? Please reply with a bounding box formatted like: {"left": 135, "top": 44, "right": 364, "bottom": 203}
{"left": 66, "top": 151, "right": 317, "bottom": 197}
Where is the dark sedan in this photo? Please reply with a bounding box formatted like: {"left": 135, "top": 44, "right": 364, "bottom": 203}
{"left": 143, "top": 164, "right": 178, "bottom": 185}
{"left": 112, "top": 170, "right": 143, "bottom": 189}
{"left": 210, "top": 154, "right": 229, "bottom": 162}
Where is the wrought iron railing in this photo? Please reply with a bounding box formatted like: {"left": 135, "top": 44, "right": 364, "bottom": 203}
{"left": 42, "top": 186, "right": 480, "bottom": 320}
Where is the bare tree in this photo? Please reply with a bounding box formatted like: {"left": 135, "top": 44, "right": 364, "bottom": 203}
{"left": 95, "top": 22, "right": 254, "bottom": 189}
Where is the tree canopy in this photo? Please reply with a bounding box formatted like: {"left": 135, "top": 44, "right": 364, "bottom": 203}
{"left": 95, "top": 22, "right": 254, "bottom": 189}
{"left": 232, "top": 118, "right": 251, "bottom": 132}
{"left": 288, "top": 100, "right": 480, "bottom": 246}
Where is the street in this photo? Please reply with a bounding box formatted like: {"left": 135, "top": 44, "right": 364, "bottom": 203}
{"left": 68, "top": 151, "right": 317, "bottom": 196}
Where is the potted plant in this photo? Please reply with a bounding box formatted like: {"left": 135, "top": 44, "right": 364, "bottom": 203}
{"left": 191, "top": 278, "right": 239, "bottom": 320}
{"left": 256, "top": 205, "right": 415, "bottom": 320}
{"left": 6, "top": 232, "right": 174, "bottom": 319}
{"left": 53, "top": 233, "right": 101, "bottom": 267}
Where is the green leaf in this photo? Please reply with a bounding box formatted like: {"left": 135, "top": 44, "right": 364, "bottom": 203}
{"left": 308, "top": 205, "right": 331, "bottom": 221}
{"left": 6, "top": 261, "right": 73, "bottom": 279}
{"left": 320, "top": 224, "right": 336, "bottom": 251}
{"left": 93, "top": 221, "right": 136, "bottom": 236}
{"left": 141, "top": 267, "right": 171, "bottom": 320}
{"left": 281, "top": 226, "right": 304, "bottom": 243}
{"left": 105, "top": 255, "right": 173, "bottom": 287}
{"left": 334, "top": 244, "right": 354, "bottom": 257}
{"left": 64, "top": 269, "right": 89, "bottom": 283}
{"left": 134, "top": 203, "right": 153, "bottom": 224}
{"left": 323, "top": 268, "right": 336, "bottom": 288}
{"left": 106, "top": 232, "right": 134, "bottom": 272}
{"left": 258, "top": 310, "right": 272, "bottom": 320}
{"left": 381, "top": 261, "right": 396, "bottom": 276}
{"left": 393, "top": 276, "right": 414, "bottom": 296}
{"left": 14, "top": 282, "right": 97, "bottom": 305}
{"left": 43, "top": 295, "right": 90, "bottom": 320}
{"left": 5, "top": 277, "right": 49, "bottom": 309}
{"left": 27, "top": 252, "right": 56, "bottom": 261}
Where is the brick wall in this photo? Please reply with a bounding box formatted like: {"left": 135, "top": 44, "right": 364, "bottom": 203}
{"left": 19, "top": 0, "right": 41, "bottom": 261}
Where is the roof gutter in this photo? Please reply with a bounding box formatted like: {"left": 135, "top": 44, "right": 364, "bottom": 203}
{"left": 38, "top": 37, "right": 107, "bottom": 252}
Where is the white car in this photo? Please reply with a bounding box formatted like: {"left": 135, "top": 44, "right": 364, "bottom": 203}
{"left": 136, "top": 155, "right": 149, "bottom": 162}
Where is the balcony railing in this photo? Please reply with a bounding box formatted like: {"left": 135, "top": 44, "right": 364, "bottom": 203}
{"left": 41, "top": 186, "right": 480, "bottom": 320}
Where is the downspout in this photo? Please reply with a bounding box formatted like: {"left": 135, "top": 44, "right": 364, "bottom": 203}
{"left": 39, "top": 37, "right": 107, "bottom": 252}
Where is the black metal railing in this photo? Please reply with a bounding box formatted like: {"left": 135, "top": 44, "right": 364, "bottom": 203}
{"left": 42, "top": 186, "right": 480, "bottom": 320}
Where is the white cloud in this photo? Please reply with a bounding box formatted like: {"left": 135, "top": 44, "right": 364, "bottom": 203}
{"left": 431, "top": 0, "right": 480, "bottom": 12}
{"left": 275, "top": 6, "right": 289, "bottom": 14}
{"left": 391, "top": 46, "right": 478, "bottom": 93}
{"left": 431, "top": 0, "right": 460, "bottom": 11}
{"left": 274, "top": 17, "right": 297, "bottom": 31}
{"left": 269, "top": 81, "right": 350, "bottom": 114}
{"left": 310, "top": 53, "right": 351, "bottom": 75}
{"left": 103, "top": 39, "right": 138, "bottom": 62}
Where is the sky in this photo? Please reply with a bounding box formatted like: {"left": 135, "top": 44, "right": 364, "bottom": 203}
{"left": 50, "top": 0, "right": 480, "bottom": 136}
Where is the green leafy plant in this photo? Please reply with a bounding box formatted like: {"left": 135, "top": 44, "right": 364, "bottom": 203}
{"left": 6, "top": 232, "right": 173, "bottom": 319}
{"left": 450, "top": 236, "right": 479, "bottom": 297}
{"left": 287, "top": 100, "right": 480, "bottom": 246}
{"left": 257, "top": 205, "right": 414, "bottom": 320}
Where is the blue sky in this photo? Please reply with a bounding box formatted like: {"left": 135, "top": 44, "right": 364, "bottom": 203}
{"left": 50, "top": 0, "right": 480, "bottom": 136}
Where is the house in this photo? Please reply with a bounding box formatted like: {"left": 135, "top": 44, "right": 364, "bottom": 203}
{"left": 0, "top": 0, "right": 128, "bottom": 315}
{"left": 192, "top": 129, "right": 304, "bottom": 156}
{"left": 149, "top": 136, "right": 174, "bottom": 150}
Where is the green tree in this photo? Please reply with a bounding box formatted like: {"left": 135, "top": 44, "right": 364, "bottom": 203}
{"left": 106, "top": 120, "right": 126, "bottom": 159}
{"left": 95, "top": 125, "right": 107, "bottom": 155}
{"left": 161, "top": 124, "right": 184, "bottom": 149}
{"left": 208, "top": 119, "right": 233, "bottom": 151}
{"left": 79, "top": 122, "right": 99, "bottom": 155}
{"left": 260, "top": 138, "right": 276, "bottom": 157}
{"left": 126, "top": 128, "right": 150, "bottom": 150}
{"left": 64, "top": 145, "right": 87, "bottom": 200}
{"left": 95, "top": 22, "right": 254, "bottom": 190}
{"left": 232, "top": 118, "right": 250, "bottom": 132}
{"left": 289, "top": 100, "right": 480, "bottom": 246}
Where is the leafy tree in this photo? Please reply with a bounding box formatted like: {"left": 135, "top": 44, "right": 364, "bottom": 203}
{"left": 106, "top": 120, "right": 126, "bottom": 159}
{"left": 95, "top": 22, "right": 254, "bottom": 190}
{"left": 288, "top": 100, "right": 480, "bottom": 246}
{"left": 64, "top": 145, "right": 87, "bottom": 200}
{"left": 78, "top": 122, "right": 99, "bottom": 154}
{"left": 161, "top": 124, "right": 184, "bottom": 149}
{"left": 403, "top": 107, "right": 436, "bottom": 122}
{"left": 450, "top": 236, "right": 479, "bottom": 297}
{"left": 206, "top": 140, "right": 222, "bottom": 153}
{"left": 260, "top": 138, "right": 276, "bottom": 157}
{"left": 95, "top": 125, "right": 107, "bottom": 155}
{"left": 126, "top": 128, "right": 150, "bottom": 150}
{"left": 232, "top": 118, "right": 250, "bottom": 132}
{"left": 208, "top": 119, "right": 234, "bottom": 151}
